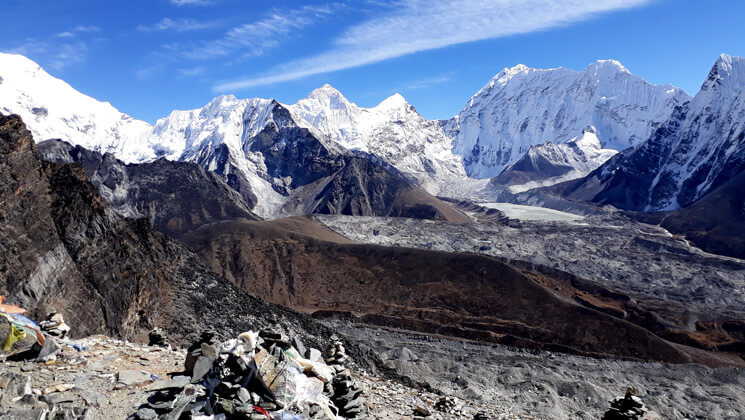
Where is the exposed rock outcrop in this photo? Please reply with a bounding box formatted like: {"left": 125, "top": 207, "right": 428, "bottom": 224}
{"left": 0, "top": 114, "right": 331, "bottom": 346}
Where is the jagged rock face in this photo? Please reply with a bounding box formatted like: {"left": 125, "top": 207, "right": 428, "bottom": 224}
{"left": 447, "top": 60, "right": 690, "bottom": 178}
{"left": 489, "top": 126, "right": 617, "bottom": 193}
{"left": 0, "top": 114, "right": 331, "bottom": 345}
{"left": 38, "top": 139, "right": 260, "bottom": 238}
{"left": 0, "top": 114, "right": 81, "bottom": 315}
{"left": 247, "top": 104, "right": 346, "bottom": 192}
{"left": 294, "top": 156, "right": 469, "bottom": 222}
{"left": 555, "top": 54, "right": 745, "bottom": 212}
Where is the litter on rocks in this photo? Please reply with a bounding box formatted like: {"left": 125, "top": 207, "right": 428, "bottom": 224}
{"left": 134, "top": 329, "right": 368, "bottom": 420}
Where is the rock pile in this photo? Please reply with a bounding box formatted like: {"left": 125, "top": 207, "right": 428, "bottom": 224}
{"left": 134, "top": 329, "right": 367, "bottom": 419}
{"left": 602, "top": 387, "right": 648, "bottom": 420}
{"left": 0, "top": 371, "right": 92, "bottom": 419}
{"left": 38, "top": 312, "right": 70, "bottom": 339}
{"left": 148, "top": 328, "right": 169, "bottom": 348}
{"left": 434, "top": 396, "right": 456, "bottom": 413}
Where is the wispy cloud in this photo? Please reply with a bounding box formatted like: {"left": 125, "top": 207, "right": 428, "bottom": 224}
{"left": 215, "top": 0, "right": 651, "bottom": 91}
{"left": 403, "top": 74, "right": 454, "bottom": 90}
{"left": 170, "top": 0, "right": 213, "bottom": 6}
{"left": 55, "top": 25, "right": 101, "bottom": 38}
{"left": 178, "top": 66, "right": 205, "bottom": 76}
{"left": 138, "top": 18, "right": 216, "bottom": 32}
{"left": 182, "top": 5, "right": 337, "bottom": 60}
{"left": 73, "top": 25, "right": 101, "bottom": 32}
{"left": 10, "top": 39, "right": 88, "bottom": 71}
{"left": 136, "top": 63, "right": 166, "bottom": 79}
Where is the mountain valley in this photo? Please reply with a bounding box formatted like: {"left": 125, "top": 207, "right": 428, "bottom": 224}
{"left": 2, "top": 49, "right": 745, "bottom": 419}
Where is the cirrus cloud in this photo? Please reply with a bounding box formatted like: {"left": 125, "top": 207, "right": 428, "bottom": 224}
{"left": 214, "top": 0, "right": 652, "bottom": 91}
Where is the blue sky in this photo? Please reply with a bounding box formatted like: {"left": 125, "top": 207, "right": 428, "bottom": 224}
{"left": 2, "top": 0, "right": 744, "bottom": 123}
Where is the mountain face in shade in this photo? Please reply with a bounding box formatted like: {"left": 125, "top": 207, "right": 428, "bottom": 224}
{"left": 0, "top": 114, "right": 332, "bottom": 346}
{"left": 447, "top": 60, "right": 690, "bottom": 178}
{"left": 37, "top": 139, "right": 261, "bottom": 238}
{"left": 554, "top": 54, "right": 745, "bottom": 212}
{"left": 658, "top": 168, "right": 745, "bottom": 259}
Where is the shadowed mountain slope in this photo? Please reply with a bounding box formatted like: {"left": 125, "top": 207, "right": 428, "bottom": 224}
{"left": 0, "top": 114, "right": 331, "bottom": 346}
{"left": 38, "top": 139, "right": 261, "bottom": 238}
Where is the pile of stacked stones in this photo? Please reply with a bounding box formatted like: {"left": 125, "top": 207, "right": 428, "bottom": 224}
{"left": 602, "top": 387, "right": 648, "bottom": 420}
{"left": 133, "top": 329, "right": 368, "bottom": 420}
{"left": 147, "top": 328, "right": 169, "bottom": 348}
{"left": 322, "top": 338, "right": 366, "bottom": 418}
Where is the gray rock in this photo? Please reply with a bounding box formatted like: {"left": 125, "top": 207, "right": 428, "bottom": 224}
{"left": 291, "top": 336, "right": 307, "bottom": 356}
{"left": 160, "top": 392, "right": 195, "bottom": 420}
{"left": 200, "top": 342, "right": 218, "bottom": 360}
{"left": 2, "top": 408, "right": 49, "bottom": 420}
{"left": 135, "top": 407, "right": 158, "bottom": 420}
{"left": 147, "top": 375, "right": 190, "bottom": 391}
{"left": 116, "top": 370, "right": 152, "bottom": 387}
{"left": 46, "top": 394, "right": 75, "bottom": 405}
{"left": 191, "top": 356, "right": 213, "bottom": 383}
{"left": 0, "top": 372, "right": 32, "bottom": 405}
{"left": 79, "top": 390, "right": 105, "bottom": 407}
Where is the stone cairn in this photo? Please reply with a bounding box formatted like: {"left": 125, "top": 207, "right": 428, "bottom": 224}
{"left": 134, "top": 329, "right": 368, "bottom": 420}
{"left": 602, "top": 387, "right": 648, "bottom": 420}
{"left": 147, "top": 328, "right": 170, "bottom": 348}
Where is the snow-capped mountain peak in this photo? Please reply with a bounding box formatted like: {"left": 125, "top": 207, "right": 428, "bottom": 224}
{"left": 449, "top": 59, "right": 691, "bottom": 178}
{"left": 497, "top": 64, "right": 531, "bottom": 81}
{"left": 0, "top": 52, "right": 153, "bottom": 162}
{"left": 700, "top": 53, "right": 745, "bottom": 94}
{"left": 492, "top": 125, "right": 618, "bottom": 193}
{"left": 584, "top": 59, "right": 630, "bottom": 76}
{"left": 375, "top": 92, "right": 409, "bottom": 111}
{"left": 287, "top": 85, "right": 468, "bottom": 194}
{"left": 303, "top": 83, "right": 353, "bottom": 109}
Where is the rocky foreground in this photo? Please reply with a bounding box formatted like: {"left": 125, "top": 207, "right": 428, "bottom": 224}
{"left": 0, "top": 327, "right": 540, "bottom": 420}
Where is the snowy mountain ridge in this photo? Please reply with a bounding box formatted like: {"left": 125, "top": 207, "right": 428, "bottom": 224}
{"left": 286, "top": 84, "right": 468, "bottom": 194}
{"left": 0, "top": 53, "right": 153, "bottom": 162}
{"left": 447, "top": 59, "right": 691, "bottom": 178}
{"left": 547, "top": 54, "right": 745, "bottom": 212}
{"left": 6, "top": 51, "right": 743, "bottom": 217}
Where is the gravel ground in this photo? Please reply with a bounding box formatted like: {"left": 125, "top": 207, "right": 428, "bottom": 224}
{"left": 2, "top": 329, "right": 743, "bottom": 420}
{"left": 0, "top": 335, "right": 185, "bottom": 418}
{"left": 337, "top": 323, "right": 745, "bottom": 420}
